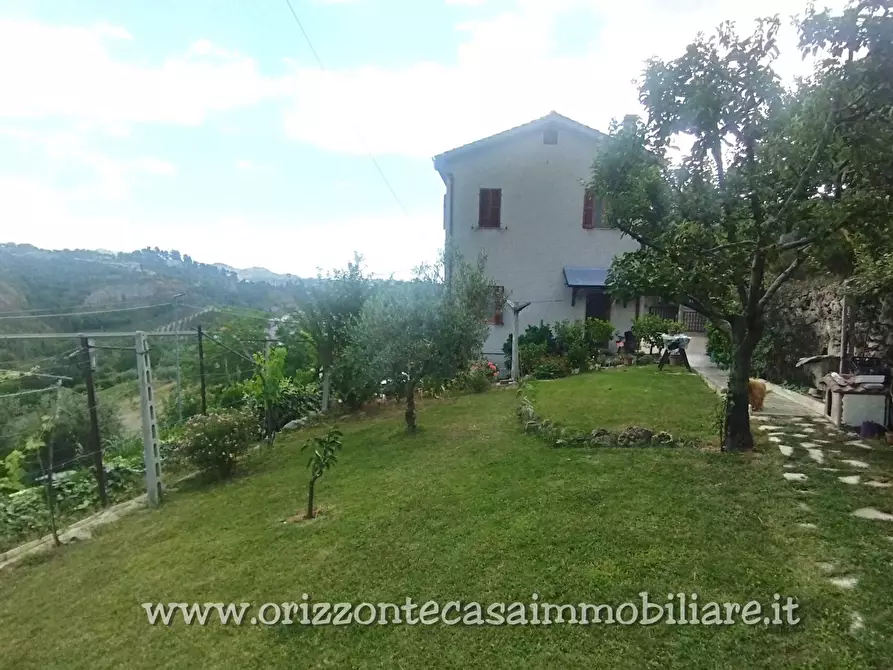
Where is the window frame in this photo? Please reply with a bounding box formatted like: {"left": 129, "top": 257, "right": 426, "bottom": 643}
{"left": 478, "top": 188, "right": 502, "bottom": 229}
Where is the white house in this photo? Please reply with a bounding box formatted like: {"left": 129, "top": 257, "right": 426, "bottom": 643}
{"left": 433, "top": 111, "right": 648, "bottom": 361}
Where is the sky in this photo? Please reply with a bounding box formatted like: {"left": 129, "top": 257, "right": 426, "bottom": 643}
{"left": 0, "top": 0, "right": 846, "bottom": 278}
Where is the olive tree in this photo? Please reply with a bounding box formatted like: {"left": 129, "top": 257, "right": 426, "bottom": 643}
{"left": 351, "top": 252, "right": 494, "bottom": 432}
{"left": 290, "top": 254, "right": 373, "bottom": 412}
{"left": 589, "top": 5, "right": 893, "bottom": 450}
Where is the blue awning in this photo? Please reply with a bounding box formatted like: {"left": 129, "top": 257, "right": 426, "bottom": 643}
{"left": 563, "top": 266, "right": 609, "bottom": 288}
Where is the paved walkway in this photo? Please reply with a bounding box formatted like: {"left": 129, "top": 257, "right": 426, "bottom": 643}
{"left": 686, "top": 335, "right": 821, "bottom": 417}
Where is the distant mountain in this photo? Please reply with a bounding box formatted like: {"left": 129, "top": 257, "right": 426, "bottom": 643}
{"left": 212, "top": 263, "right": 299, "bottom": 285}
{"left": 0, "top": 244, "right": 301, "bottom": 336}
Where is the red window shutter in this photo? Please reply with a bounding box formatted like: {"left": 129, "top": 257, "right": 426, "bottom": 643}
{"left": 490, "top": 189, "right": 501, "bottom": 228}
{"left": 479, "top": 189, "right": 490, "bottom": 228}
{"left": 582, "top": 192, "right": 594, "bottom": 229}
{"left": 595, "top": 197, "right": 606, "bottom": 228}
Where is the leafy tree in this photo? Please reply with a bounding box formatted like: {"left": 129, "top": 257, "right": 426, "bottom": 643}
{"left": 301, "top": 426, "right": 342, "bottom": 519}
{"left": 244, "top": 346, "right": 287, "bottom": 441}
{"left": 589, "top": 6, "right": 893, "bottom": 450}
{"left": 632, "top": 314, "right": 683, "bottom": 354}
{"left": 351, "top": 252, "right": 493, "bottom": 432}
{"left": 291, "top": 254, "right": 373, "bottom": 412}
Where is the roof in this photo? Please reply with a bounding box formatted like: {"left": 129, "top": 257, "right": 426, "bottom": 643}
{"left": 563, "top": 266, "right": 609, "bottom": 288}
{"left": 432, "top": 111, "right": 606, "bottom": 175}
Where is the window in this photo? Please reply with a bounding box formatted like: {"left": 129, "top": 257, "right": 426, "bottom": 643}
{"left": 583, "top": 192, "right": 608, "bottom": 229}
{"left": 543, "top": 128, "right": 558, "bottom": 145}
{"left": 488, "top": 286, "right": 505, "bottom": 325}
{"left": 582, "top": 192, "right": 595, "bottom": 229}
{"left": 478, "top": 188, "right": 502, "bottom": 228}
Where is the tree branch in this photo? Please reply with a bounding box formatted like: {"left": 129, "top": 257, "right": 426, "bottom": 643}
{"left": 758, "top": 254, "right": 805, "bottom": 309}
{"left": 774, "top": 210, "right": 853, "bottom": 252}
{"left": 774, "top": 105, "right": 837, "bottom": 230}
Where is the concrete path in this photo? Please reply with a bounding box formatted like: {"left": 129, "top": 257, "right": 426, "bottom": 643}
{"left": 686, "top": 335, "right": 823, "bottom": 418}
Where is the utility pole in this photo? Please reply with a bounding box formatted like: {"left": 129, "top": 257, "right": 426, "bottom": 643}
{"left": 507, "top": 300, "right": 531, "bottom": 382}
{"left": 80, "top": 335, "right": 108, "bottom": 506}
{"left": 135, "top": 331, "right": 163, "bottom": 506}
{"left": 197, "top": 325, "right": 207, "bottom": 415}
{"left": 173, "top": 293, "right": 185, "bottom": 422}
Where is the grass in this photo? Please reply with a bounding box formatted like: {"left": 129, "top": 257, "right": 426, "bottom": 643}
{"left": 0, "top": 375, "right": 890, "bottom": 668}
{"left": 534, "top": 366, "right": 720, "bottom": 443}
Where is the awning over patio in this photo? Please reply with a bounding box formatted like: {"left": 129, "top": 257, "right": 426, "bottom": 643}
{"left": 563, "top": 266, "right": 609, "bottom": 288}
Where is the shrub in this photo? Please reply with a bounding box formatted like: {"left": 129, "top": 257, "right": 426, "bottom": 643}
{"left": 518, "top": 342, "right": 549, "bottom": 376}
{"left": 584, "top": 318, "right": 616, "bottom": 349}
{"left": 502, "top": 321, "right": 557, "bottom": 366}
{"left": 173, "top": 409, "right": 260, "bottom": 478}
{"left": 632, "top": 314, "right": 684, "bottom": 354}
{"left": 460, "top": 361, "right": 499, "bottom": 393}
{"left": 533, "top": 356, "right": 571, "bottom": 379}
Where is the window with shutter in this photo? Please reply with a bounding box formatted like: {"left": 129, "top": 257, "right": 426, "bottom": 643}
{"left": 582, "top": 192, "right": 595, "bottom": 229}
{"left": 594, "top": 197, "right": 608, "bottom": 228}
{"left": 478, "top": 188, "right": 502, "bottom": 228}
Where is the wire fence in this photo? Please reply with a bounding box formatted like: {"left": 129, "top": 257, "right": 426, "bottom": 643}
{"left": 0, "top": 315, "right": 280, "bottom": 553}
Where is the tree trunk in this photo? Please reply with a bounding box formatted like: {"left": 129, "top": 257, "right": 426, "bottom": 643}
{"left": 307, "top": 477, "right": 316, "bottom": 519}
{"left": 321, "top": 368, "right": 331, "bottom": 412}
{"left": 723, "top": 317, "right": 763, "bottom": 452}
{"left": 405, "top": 380, "right": 417, "bottom": 433}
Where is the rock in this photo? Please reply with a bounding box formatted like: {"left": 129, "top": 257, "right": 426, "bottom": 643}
{"left": 588, "top": 428, "right": 616, "bottom": 447}
{"left": 60, "top": 527, "right": 93, "bottom": 544}
{"left": 652, "top": 431, "right": 675, "bottom": 447}
{"left": 617, "top": 426, "right": 654, "bottom": 447}
{"left": 281, "top": 419, "right": 305, "bottom": 431}
{"left": 852, "top": 507, "right": 893, "bottom": 521}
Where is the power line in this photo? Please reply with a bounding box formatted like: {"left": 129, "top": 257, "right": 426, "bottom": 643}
{"left": 282, "top": 0, "right": 410, "bottom": 217}
{"left": 0, "top": 302, "right": 174, "bottom": 321}
{"left": 0, "top": 294, "right": 185, "bottom": 317}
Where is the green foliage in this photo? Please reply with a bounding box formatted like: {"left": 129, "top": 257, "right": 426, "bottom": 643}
{"left": 455, "top": 361, "right": 498, "bottom": 394}
{"left": 0, "top": 450, "right": 26, "bottom": 493}
{"left": 632, "top": 314, "right": 683, "bottom": 354}
{"left": 351, "top": 251, "right": 493, "bottom": 431}
{"left": 302, "top": 427, "right": 343, "bottom": 481}
{"left": 502, "top": 321, "right": 556, "bottom": 364}
{"left": 301, "top": 426, "right": 343, "bottom": 518}
{"left": 532, "top": 356, "right": 572, "bottom": 380}
{"left": 587, "top": 9, "right": 893, "bottom": 449}
{"left": 290, "top": 253, "right": 373, "bottom": 411}
{"left": 517, "top": 342, "right": 549, "bottom": 376}
{"left": 173, "top": 409, "right": 260, "bottom": 479}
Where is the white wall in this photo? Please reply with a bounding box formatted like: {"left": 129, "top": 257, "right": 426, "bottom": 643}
{"left": 440, "top": 125, "right": 640, "bottom": 361}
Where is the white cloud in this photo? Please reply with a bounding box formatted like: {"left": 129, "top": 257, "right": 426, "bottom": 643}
{"left": 0, "top": 176, "right": 441, "bottom": 277}
{"left": 282, "top": 0, "right": 847, "bottom": 158}
{"left": 446, "top": 0, "right": 488, "bottom": 6}
{"left": 0, "top": 19, "right": 283, "bottom": 129}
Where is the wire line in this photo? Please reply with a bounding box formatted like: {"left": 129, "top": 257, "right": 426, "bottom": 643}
{"left": 282, "top": 0, "right": 410, "bottom": 217}
{"left": 0, "top": 302, "right": 174, "bottom": 321}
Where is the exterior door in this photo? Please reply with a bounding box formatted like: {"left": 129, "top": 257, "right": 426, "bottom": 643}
{"left": 585, "top": 291, "right": 611, "bottom": 321}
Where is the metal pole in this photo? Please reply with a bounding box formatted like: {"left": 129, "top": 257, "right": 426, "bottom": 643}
{"left": 80, "top": 335, "right": 108, "bottom": 507}
{"left": 135, "top": 332, "right": 162, "bottom": 506}
{"left": 173, "top": 293, "right": 185, "bottom": 422}
{"left": 507, "top": 300, "right": 531, "bottom": 382}
{"left": 839, "top": 294, "right": 848, "bottom": 374}
{"left": 197, "top": 325, "right": 207, "bottom": 415}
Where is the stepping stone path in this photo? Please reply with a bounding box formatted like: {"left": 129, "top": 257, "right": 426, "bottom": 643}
{"left": 852, "top": 508, "right": 893, "bottom": 522}
{"left": 752, "top": 410, "right": 893, "bottom": 634}
{"left": 783, "top": 472, "right": 808, "bottom": 482}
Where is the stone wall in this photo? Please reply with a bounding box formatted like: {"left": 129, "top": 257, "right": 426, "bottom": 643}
{"left": 778, "top": 279, "right": 893, "bottom": 361}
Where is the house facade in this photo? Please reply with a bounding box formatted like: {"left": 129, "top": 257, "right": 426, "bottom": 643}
{"left": 433, "top": 111, "right": 647, "bottom": 361}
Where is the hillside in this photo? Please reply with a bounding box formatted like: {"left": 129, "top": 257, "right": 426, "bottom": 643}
{"left": 0, "top": 244, "right": 300, "bottom": 333}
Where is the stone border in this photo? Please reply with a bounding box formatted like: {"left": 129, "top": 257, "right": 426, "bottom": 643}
{"left": 515, "top": 382, "right": 691, "bottom": 449}
{"left": 0, "top": 495, "right": 147, "bottom": 571}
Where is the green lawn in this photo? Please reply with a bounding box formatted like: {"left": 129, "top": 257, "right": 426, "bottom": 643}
{"left": 0, "top": 377, "right": 888, "bottom": 668}
{"left": 533, "top": 366, "right": 720, "bottom": 443}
